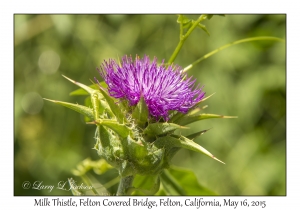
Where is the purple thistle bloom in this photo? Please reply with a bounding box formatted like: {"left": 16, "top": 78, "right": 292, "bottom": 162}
{"left": 97, "top": 55, "right": 205, "bottom": 121}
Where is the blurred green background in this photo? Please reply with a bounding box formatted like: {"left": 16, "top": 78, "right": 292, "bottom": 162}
{"left": 14, "top": 14, "right": 286, "bottom": 195}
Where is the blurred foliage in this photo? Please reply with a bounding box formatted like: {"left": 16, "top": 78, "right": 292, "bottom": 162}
{"left": 14, "top": 14, "right": 285, "bottom": 195}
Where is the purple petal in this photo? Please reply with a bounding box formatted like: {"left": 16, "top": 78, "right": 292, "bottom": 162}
{"left": 98, "top": 55, "right": 205, "bottom": 121}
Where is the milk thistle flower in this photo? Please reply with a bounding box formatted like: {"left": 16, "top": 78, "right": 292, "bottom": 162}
{"left": 45, "top": 57, "right": 234, "bottom": 195}
{"left": 98, "top": 55, "right": 205, "bottom": 121}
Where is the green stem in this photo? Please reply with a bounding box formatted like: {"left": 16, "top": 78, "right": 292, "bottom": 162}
{"left": 116, "top": 176, "right": 134, "bottom": 196}
{"left": 81, "top": 174, "right": 100, "bottom": 195}
{"left": 179, "top": 16, "right": 184, "bottom": 38}
{"left": 103, "top": 176, "right": 120, "bottom": 190}
{"left": 183, "top": 36, "right": 285, "bottom": 72}
{"left": 168, "top": 15, "right": 207, "bottom": 65}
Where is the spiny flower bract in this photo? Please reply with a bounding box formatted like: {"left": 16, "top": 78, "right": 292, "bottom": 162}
{"left": 97, "top": 55, "right": 205, "bottom": 120}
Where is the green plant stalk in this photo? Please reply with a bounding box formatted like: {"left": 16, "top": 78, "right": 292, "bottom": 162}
{"left": 168, "top": 15, "right": 207, "bottom": 65}
{"left": 117, "top": 176, "right": 134, "bottom": 196}
{"left": 183, "top": 36, "right": 285, "bottom": 72}
{"left": 80, "top": 174, "right": 100, "bottom": 195}
{"left": 103, "top": 176, "right": 120, "bottom": 191}
{"left": 179, "top": 15, "right": 184, "bottom": 38}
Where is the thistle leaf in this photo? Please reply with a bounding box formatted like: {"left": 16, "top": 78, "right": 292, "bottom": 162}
{"left": 92, "top": 91, "right": 110, "bottom": 119}
{"left": 192, "top": 92, "right": 215, "bottom": 108}
{"left": 98, "top": 86, "right": 125, "bottom": 123}
{"left": 170, "top": 93, "right": 215, "bottom": 123}
{"left": 143, "top": 122, "right": 188, "bottom": 137}
{"left": 62, "top": 75, "right": 95, "bottom": 95}
{"left": 166, "top": 166, "right": 217, "bottom": 195}
{"left": 99, "top": 99, "right": 115, "bottom": 119}
{"left": 132, "top": 97, "right": 149, "bottom": 128}
{"left": 178, "top": 113, "right": 237, "bottom": 126}
{"left": 169, "top": 112, "right": 185, "bottom": 123}
{"left": 127, "top": 136, "right": 148, "bottom": 159}
{"left": 98, "top": 125, "right": 112, "bottom": 148}
{"left": 160, "top": 169, "right": 186, "bottom": 195}
{"left": 44, "top": 98, "right": 94, "bottom": 120}
{"left": 70, "top": 84, "right": 98, "bottom": 96}
{"left": 197, "top": 23, "right": 210, "bottom": 36}
{"left": 93, "top": 119, "right": 132, "bottom": 139}
{"left": 95, "top": 125, "right": 125, "bottom": 168}
{"left": 91, "top": 92, "right": 101, "bottom": 120}
{"left": 154, "top": 135, "right": 225, "bottom": 164}
{"left": 84, "top": 96, "right": 93, "bottom": 122}
{"left": 87, "top": 92, "right": 108, "bottom": 118}
{"left": 185, "top": 128, "right": 212, "bottom": 140}
{"left": 130, "top": 175, "right": 160, "bottom": 195}
{"left": 186, "top": 105, "right": 208, "bottom": 116}
{"left": 70, "top": 81, "right": 107, "bottom": 96}
{"left": 126, "top": 136, "right": 165, "bottom": 173}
